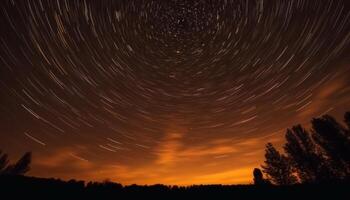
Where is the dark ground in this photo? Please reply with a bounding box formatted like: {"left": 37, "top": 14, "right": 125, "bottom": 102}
{"left": 0, "top": 175, "right": 349, "bottom": 199}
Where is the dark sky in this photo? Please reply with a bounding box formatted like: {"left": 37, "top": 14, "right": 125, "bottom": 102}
{"left": 0, "top": 0, "right": 349, "bottom": 185}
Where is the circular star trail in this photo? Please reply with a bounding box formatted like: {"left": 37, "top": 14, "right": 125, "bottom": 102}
{"left": 0, "top": 0, "right": 349, "bottom": 184}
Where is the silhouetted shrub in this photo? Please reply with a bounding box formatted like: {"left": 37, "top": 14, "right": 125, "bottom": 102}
{"left": 0, "top": 151, "right": 31, "bottom": 175}
{"left": 253, "top": 168, "right": 271, "bottom": 185}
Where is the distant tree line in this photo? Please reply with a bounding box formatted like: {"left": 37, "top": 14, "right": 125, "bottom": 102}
{"left": 1, "top": 175, "right": 349, "bottom": 199}
{"left": 254, "top": 111, "right": 350, "bottom": 185}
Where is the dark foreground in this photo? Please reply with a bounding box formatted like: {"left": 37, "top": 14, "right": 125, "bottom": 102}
{"left": 1, "top": 175, "right": 349, "bottom": 199}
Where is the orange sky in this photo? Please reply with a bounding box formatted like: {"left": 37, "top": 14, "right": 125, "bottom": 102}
{"left": 23, "top": 71, "right": 350, "bottom": 185}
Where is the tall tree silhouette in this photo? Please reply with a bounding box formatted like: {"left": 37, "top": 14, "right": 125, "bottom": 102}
{"left": 311, "top": 115, "right": 350, "bottom": 178}
{"left": 2, "top": 152, "right": 32, "bottom": 175}
{"left": 284, "top": 125, "right": 330, "bottom": 183}
{"left": 262, "top": 143, "right": 297, "bottom": 185}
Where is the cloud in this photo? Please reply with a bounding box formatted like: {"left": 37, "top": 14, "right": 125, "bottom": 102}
{"left": 155, "top": 131, "right": 184, "bottom": 165}
{"left": 34, "top": 147, "right": 93, "bottom": 170}
{"left": 178, "top": 143, "right": 238, "bottom": 158}
{"left": 298, "top": 75, "right": 346, "bottom": 118}
{"left": 154, "top": 130, "right": 242, "bottom": 167}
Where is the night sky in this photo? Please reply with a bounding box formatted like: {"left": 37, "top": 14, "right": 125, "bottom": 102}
{"left": 0, "top": 0, "right": 349, "bottom": 185}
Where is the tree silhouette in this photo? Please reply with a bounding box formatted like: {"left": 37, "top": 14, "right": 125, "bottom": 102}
{"left": 0, "top": 151, "right": 32, "bottom": 175}
{"left": 0, "top": 151, "right": 10, "bottom": 174}
{"left": 311, "top": 115, "right": 350, "bottom": 178}
{"left": 261, "top": 143, "right": 297, "bottom": 185}
{"left": 284, "top": 125, "right": 331, "bottom": 183}
{"left": 5, "top": 152, "right": 32, "bottom": 175}
{"left": 259, "top": 111, "right": 350, "bottom": 185}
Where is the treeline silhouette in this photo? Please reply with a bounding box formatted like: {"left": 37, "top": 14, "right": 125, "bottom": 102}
{"left": 254, "top": 111, "right": 350, "bottom": 185}
{"left": 0, "top": 175, "right": 348, "bottom": 199}
{"left": 1, "top": 112, "right": 350, "bottom": 199}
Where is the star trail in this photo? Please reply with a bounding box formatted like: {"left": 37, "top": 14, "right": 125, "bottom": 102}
{"left": 0, "top": 0, "right": 349, "bottom": 185}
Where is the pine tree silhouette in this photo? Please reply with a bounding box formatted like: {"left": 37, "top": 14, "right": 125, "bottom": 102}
{"left": 284, "top": 125, "right": 330, "bottom": 183}
{"left": 311, "top": 115, "right": 350, "bottom": 178}
{"left": 262, "top": 143, "right": 297, "bottom": 185}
